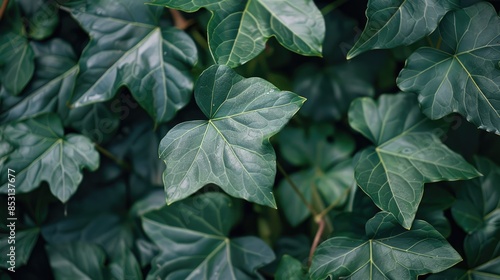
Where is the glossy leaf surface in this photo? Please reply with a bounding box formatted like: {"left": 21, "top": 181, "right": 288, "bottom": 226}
{"left": 310, "top": 212, "right": 462, "bottom": 279}
{"left": 149, "top": 0, "right": 324, "bottom": 67}
{"left": 141, "top": 193, "right": 275, "bottom": 279}
{"left": 348, "top": 93, "right": 480, "bottom": 228}
{"left": 159, "top": 65, "right": 305, "bottom": 207}
{"left": 69, "top": 0, "right": 197, "bottom": 124}
{"left": 398, "top": 2, "right": 500, "bottom": 134}
{"left": 0, "top": 114, "right": 99, "bottom": 202}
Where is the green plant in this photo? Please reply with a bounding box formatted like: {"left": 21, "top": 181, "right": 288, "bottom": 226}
{"left": 0, "top": 0, "right": 499, "bottom": 278}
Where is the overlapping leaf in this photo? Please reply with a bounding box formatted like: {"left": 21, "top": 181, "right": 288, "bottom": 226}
{"left": 159, "top": 64, "right": 305, "bottom": 207}
{"left": 452, "top": 156, "right": 500, "bottom": 233}
{"left": 47, "top": 243, "right": 106, "bottom": 280}
{"left": 149, "top": 0, "right": 324, "bottom": 67}
{"left": 0, "top": 39, "right": 78, "bottom": 124}
{"left": 68, "top": 0, "right": 197, "bottom": 124}
{"left": 347, "top": 0, "right": 459, "bottom": 59}
{"left": 277, "top": 124, "right": 355, "bottom": 226}
{"left": 397, "top": 2, "right": 500, "bottom": 134}
{"left": 348, "top": 93, "right": 480, "bottom": 229}
{"left": 0, "top": 113, "right": 99, "bottom": 202}
{"left": 310, "top": 212, "right": 462, "bottom": 279}
{"left": 141, "top": 193, "right": 275, "bottom": 279}
{"left": 0, "top": 0, "right": 34, "bottom": 95}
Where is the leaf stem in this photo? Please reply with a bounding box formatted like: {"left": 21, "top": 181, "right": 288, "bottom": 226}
{"left": 94, "top": 143, "right": 131, "bottom": 171}
{"left": 317, "top": 186, "right": 352, "bottom": 218}
{"left": 308, "top": 216, "right": 325, "bottom": 266}
{"left": 169, "top": 9, "right": 194, "bottom": 30}
{"left": 0, "top": 0, "right": 9, "bottom": 20}
{"left": 277, "top": 161, "right": 318, "bottom": 216}
{"left": 321, "top": 0, "right": 348, "bottom": 15}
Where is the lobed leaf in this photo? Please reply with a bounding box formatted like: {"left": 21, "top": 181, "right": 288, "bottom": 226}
{"left": 149, "top": 0, "right": 324, "bottom": 67}
{"left": 397, "top": 2, "right": 500, "bottom": 134}
{"left": 141, "top": 192, "right": 275, "bottom": 279}
{"left": 310, "top": 212, "right": 462, "bottom": 279}
{"left": 348, "top": 93, "right": 480, "bottom": 228}
{"left": 0, "top": 113, "right": 100, "bottom": 202}
{"left": 159, "top": 64, "right": 305, "bottom": 207}
{"left": 347, "top": 0, "right": 459, "bottom": 59}
{"left": 69, "top": 0, "right": 198, "bottom": 124}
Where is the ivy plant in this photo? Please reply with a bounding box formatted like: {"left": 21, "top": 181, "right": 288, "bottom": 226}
{"left": 0, "top": 0, "right": 499, "bottom": 279}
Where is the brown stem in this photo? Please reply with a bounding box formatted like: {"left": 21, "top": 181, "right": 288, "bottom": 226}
{"left": 0, "top": 0, "right": 9, "bottom": 20}
{"left": 277, "top": 161, "right": 318, "bottom": 216}
{"left": 308, "top": 216, "right": 325, "bottom": 266}
{"left": 169, "top": 9, "right": 194, "bottom": 30}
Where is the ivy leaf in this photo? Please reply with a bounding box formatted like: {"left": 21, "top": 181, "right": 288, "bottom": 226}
{"left": 159, "top": 65, "right": 305, "bottom": 207}
{"left": 69, "top": 0, "right": 197, "bottom": 124}
{"left": 310, "top": 212, "right": 462, "bottom": 279}
{"left": 452, "top": 156, "right": 500, "bottom": 233}
{"left": 275, "top": 255, "right": 308, "bottom": 280}
{"left": 347, "top": 0, "right": 459, "bottom": 59}
{"left": 108, "top": 249, "right": 143, "bottom": 280}
{"left": 397, "top": 2, "right": 500, "bottom": 134}
{"left": 141, "top": 192, "right": 275, "bottom": 279}
{"left": 0, "top": 0, "right": 35, "bottom": 95}
{"left": 277, "top": 124, "right": 355, "bottom": 226}
{"left": 149, "top": 0, "right": 324, "bottom": 67}
{"left": 0, "top": 39, "right": 78, "bottom": 124}
{"left": 47, "top": 243, "right": 106, "bottom": 280}
{"left": 348, "top": 93, "right": 480, "bottom": 229}
{"left": 0, "top": 113, "right": 100, "bottom": 202}
{"left": 0, "top": 228, "right": 40, "bottom": 269}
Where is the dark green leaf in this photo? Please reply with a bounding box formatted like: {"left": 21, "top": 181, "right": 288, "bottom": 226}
{"left": 310, "top": 212, "right": 462, "bottom": 279}
{"left": 69, "top": 0, "right": 197, "bottom": 124}
{"left": 18, "top": 0, "right": 59, "bottom": 40}
{"left": 141, "top": 192, "right": 275, "bottom": 279}
{"left": 293, "top": 63, "right": 375, "bottom": 122}
{"left": 0, "top": 39, "right": 78, "bottom": 124}
{"left": 47, "top": 243, "right": 106, "bottom": 280}
{"left": 275, "top": 255, "right": 307, "bottom": 280}
{"left": 159, "top": 64, "right": 305, "bottom": 207}
{"left": 452, "top": 156, "right": 500, "bottom": 233}
{"left": 347, "top": 0, "right": 459, "bottom": 59}
{"left": 0, "top": 114, "right": 100, "bottom": 202}
{"left": 109, "top": 249, "right": 143, "bottom": 280}
{"left": 0, "top": 228, "right": 40, "bottom": 269}
{"left": 0, "top": 0, "right": 34, "bottom": 95}
{"left": 397, "top": 2, "right": 500, "bottom": 134}
{"left": 416, "top": 185, "right": 455, "bottom": 237}
{"left": 348, "top": 93, "right": 480, "bottom": 229}
{"left": 149, "top": 0, "right": 324, "bottom": 67}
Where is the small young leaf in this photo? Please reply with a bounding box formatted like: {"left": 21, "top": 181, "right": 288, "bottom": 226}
{"left": 18, "top": 0, "right": 59, "bottom": 40}
{"left": 159, "top": 64, "right": 305, "bottom": 207}
{"left": 47, "top": 243, "right": 106, "bottom": 280}
{"left": 0, "top": 113, "right": 100, "bottom": 202}
{"left": 141, "top": 192, "right": 275, "bottom": 279}
{"left": 347, "top": 0, "right": 459, "bottom": 59}
{"left": 275, "top": 255, "right": 307, "bottom": 280}
{"left": 348, "top": 93, "right": 480, "bottom": 229}
{"left": 398, "top": 2, "right": 500, "bottom": 134}
{"left": 149, "top": 0, "right": 325, "bottom": 67}
{"left": 310, "top": 212, "right": 462, "bottom": 279}
{"left": 68, "top": 0, "right": 198, "bottom": 124}
{"left": 0, "top": 0, "right": 35, "bottom": 95}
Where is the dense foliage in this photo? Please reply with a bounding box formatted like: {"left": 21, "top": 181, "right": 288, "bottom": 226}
{"left": 0, "top": 0, "right": 499, "bottom": 279}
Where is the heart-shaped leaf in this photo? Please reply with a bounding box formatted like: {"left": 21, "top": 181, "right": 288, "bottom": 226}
{"left": 348, "top": 93, "right": 480, "bottom": 229}
{"left": 347, "top": 0, "right": 459, "bottom": 59}
{"left": 141, "top": 192, "right": 275, "bottom": 279}
{"left": 0, "top": 39, "right": 78, "bottom": 124}
{"left": 397, "top": 2, "right": 500, "bottom": 134}
{"left": 0, "top": 113, "right": 100, "bottom": 202}
{"left": 0, "top": 0, "right": 34, "bottom": 95}
{"left": 159, "top": 64, "right": 305, "bottom": 207}
{"left": 149, "top": 0, "right": 324, "bottom": 67}
{"left": 310, "top": 212, "right": 462, "bottom": 279}
{"left": 452, "top": 156, "right": 500, "bottom": 234}
{"left": 68, "top": 0, "right": 197, "bottom": 124}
